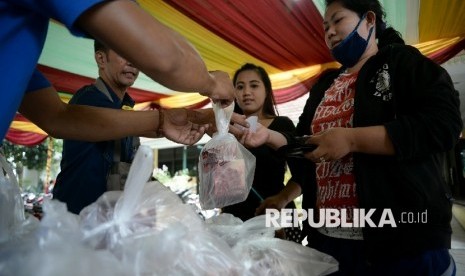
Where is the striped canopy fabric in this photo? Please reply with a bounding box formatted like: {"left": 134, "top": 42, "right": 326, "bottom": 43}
{"left": 6, "top": 0, "right": 465, "bottom": 145}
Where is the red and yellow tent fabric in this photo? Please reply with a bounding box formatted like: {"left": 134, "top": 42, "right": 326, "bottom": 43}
{"left": 6, "top": 0, "right": 465, "bottom": 146}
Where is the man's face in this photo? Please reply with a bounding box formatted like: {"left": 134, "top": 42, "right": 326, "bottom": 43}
{"left": 98, "top": 49, "right": 140, "bottom": 90}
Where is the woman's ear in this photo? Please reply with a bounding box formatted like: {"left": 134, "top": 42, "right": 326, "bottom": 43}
{"left": 366, "top": 11, "right": 376, "bottom": 27}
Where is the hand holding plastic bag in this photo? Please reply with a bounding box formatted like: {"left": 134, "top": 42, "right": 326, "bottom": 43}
{"left": 199, "top": 102, "right": 256, "bottom": 209}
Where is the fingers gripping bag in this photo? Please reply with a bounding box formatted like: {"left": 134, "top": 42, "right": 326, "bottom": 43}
{"left": 199, "top": 102, "right": 256, "bottom": 209}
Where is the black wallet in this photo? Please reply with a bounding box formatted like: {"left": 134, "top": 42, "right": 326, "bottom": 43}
{"left": 277, "top": 136, "right": 317, "bottom": 158}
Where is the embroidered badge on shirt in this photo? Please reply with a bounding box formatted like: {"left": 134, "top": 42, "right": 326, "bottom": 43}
{"left": 373, "top": 63, "right": 392, "bottom": 101}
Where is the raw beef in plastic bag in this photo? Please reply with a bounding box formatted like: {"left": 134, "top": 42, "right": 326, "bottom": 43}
{"left": 199, "top": 102, "right": 256, "bottom": 209}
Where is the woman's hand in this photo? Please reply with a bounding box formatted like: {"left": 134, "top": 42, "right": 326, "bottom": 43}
{"left": 304, "top": 127, "right": 353, "bottom": 162}
{"left": 255, "top": 194, "right": 289, "bottom": 216}
{"left": 239, "top": 123, "right": 270, "bottom": 148}
{"left": 304, "top": 126, "right": 394, "bottom": 162}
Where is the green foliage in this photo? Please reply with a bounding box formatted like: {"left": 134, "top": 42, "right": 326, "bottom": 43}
{"left": 2, "top": 141, "right": 23, "bottom": 163}
{"left": 153, "top": 164, "right": 172, "bottom": 185}
{"left": 153, "top": 165, "right": 192, "bottom": 185}
{"left": 2, "top": 139, "right": 48, "bottom": 170}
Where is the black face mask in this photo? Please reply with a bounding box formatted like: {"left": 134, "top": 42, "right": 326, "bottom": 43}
{"left": 330, "top": 14, "right": 374, "bottom": 68}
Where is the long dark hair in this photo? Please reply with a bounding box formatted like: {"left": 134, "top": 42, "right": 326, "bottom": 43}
{"left": 232, "top": 63, "right": 278, "bottom": 117}
{"left": 325, "top": 0, "right": 404, "bottom": 48}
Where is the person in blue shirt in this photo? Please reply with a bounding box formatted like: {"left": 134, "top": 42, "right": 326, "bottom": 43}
{"left": 53, "top": 40, "right": 141, "bottom": 214}
{"left": 0, "top": 0, "right": 238, "bottom": 147}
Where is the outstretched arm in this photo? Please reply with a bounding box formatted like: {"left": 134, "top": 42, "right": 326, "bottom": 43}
{"left": 19, "top": 87, "right": 207, "bottom": 144}
{"left": 76, "top": 0, "right": 234, "bottom": 105}
{"left": 20, "top": 87, "right": 157, "bottom": 141}
{"left": 240, "top": 124, "right": 289, "bottom": 150}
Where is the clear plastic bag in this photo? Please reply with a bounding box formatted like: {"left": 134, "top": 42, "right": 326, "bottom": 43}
{"left": 0, "top": 199, "right": 127, "bottom": 276}
{"left": 199, "top": 102, "right": 256, "bottom": 209}
{"left": 80, "top": 145, "right": 156, "bottom": 252}
{"left": 206, "top": 214, "right": 277, "bottom": 247}
{"left": 206, "top": 213, "right": 339, "bottom": 275}
{"left": 233, "top": 237, "right": 338, "bottom": 276}
{"left": 0, "top": 150, "right": 39, "bottom": 244}
{"left": 80, "top": 146, "right": 242, "bottom": 275}
{"left": 1, "top": 145, "right": 338, "bottom": 275}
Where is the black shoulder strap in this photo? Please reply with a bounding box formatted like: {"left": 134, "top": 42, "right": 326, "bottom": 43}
{"left": 94, "top": 78, "right": 121, "bottom": 162}
{"left": 94, "top": 78, "right": 114, "bottom": 103}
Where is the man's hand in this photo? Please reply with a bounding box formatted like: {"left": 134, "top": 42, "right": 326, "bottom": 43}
{"left": 186, "top": 108, "right": 215, "bottom": 127}
{"left": 202, "top": 71, "right": 235, "bottom": 107}
{"left": 162, "top": 108, "right": 209, "bottom": 145}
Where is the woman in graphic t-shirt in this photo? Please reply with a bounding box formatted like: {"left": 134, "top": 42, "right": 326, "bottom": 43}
{"left": 240, "top": 0, "right": 462, "bottom": 275}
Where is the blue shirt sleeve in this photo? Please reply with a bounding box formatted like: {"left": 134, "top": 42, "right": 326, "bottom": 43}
{"left": 4, "top": 0, "right": 107, "bottom": 37}
{"left": 26, "top": 69, "right": 51, "bottom": 93}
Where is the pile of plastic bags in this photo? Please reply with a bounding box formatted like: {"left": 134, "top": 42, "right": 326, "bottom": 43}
{"left": 0, "top": 146, "right": 338, "bottom": 276}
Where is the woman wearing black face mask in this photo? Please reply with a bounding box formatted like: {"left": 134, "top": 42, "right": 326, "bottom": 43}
{"left": 240, "top": 0, "right": 462, "bottom": 275}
